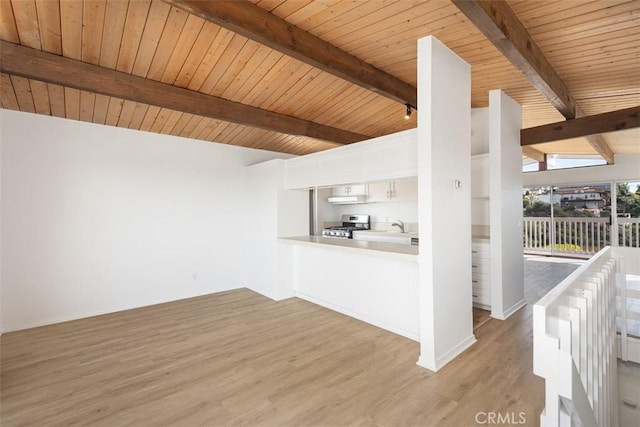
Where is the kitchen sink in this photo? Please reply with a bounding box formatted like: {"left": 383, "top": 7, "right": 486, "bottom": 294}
{"left": 352, "top": 230, "right": 418, "bottom": 245}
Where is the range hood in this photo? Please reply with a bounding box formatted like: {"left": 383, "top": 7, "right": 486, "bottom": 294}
{"left": 327, "top": 195, "right": 367, "bottom": 204}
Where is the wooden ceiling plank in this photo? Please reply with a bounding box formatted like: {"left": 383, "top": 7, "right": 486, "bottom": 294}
{"left": 139, "top": 105, "right": 162, "bottom": 131}
{"left": 237, "top": 53, "right": 293, "bottom": 105}
{"left": 0, "top": 73, "right": 19, "bottom": 110}
{"left": 79, "top": 91, "right": 96, "bottom": 122}
{"left": 211, "top": 41, "right": 262, "bottom": 98}
{"left": 158, "top": 13, "right": 206, "bottom": 84}
{"left": 542, "top": 31, "right": 640, "bottom": 58}
{"left": 105, "top": 97, "right": 125, "bottom": 127}
{"left": 99, "top": 0, "right": 129, "bottom": 69}
{"left": 149, "top": 107, "right": 172, "bottom": 132}
{"left": 180, "top": 26, "right": 254, "bottom": 93}
{"left": 144, "top": 6, "right": 190, "bottom": 81}
{"left": 11, "top": 0, "right": 42, "bottom": 50}
{"left": 200, "top": 119, "right": 226, "bottom": 142}
{"left": 10, "top": 75, "right": 35, "bottom": 113}
{"left": 251, "top": 0, "right": 286, "bottom": 13}
{"left": 513, "top": 0, "right": 604, "bottom": 24}
{"left": 258, "top": 64, "right": 320, "bottom": 113}
{"left": 64, "top": 87, "right": 80, "bottom": 120}
{"left": 117, "top": 100, "right": 138, "bottom": 128}
{"left": 269, "top": 0, "right": 315, "bottom": 20}
{"left": 81, "top": 0, "right": 106, "bottom": 65}
{"left": 198, "top": 33, "right": 248, "bottom": 95}
{"left": 452, "top": 0, "right": 616, "bottom": 164}
{"left": 313, "top": 0, "right": 420, "bottom": 41}
{"left": 131, "top": 0, "right": 172, "bottom": 78}
{"left": 116, "top": 0, "right": 152, "bottom": 73}
{"left": 289, "top": 0, "right": 365, "bottom": 33}
{"left": 522, "top": 106, "right": 640, "bottom": 146}
{"left": 92, "top": 94, "right": 110, "bottom": 125}
{"left": 186, "top": 27, "right": 236, "bottom": 91}
{"left": 187, "top": 116, "right": 214, "bottom": 139}
{"left": 60, "top": 0, "right": 83, "bottom": 60}
{"left": 180, "top": 114, "right": 206, "bottom": 138}
{"left": 160, "top": 110, "right": 184, "bottom": 134}
{"left": 0, "top": 0, "right": 20, "bottom": 43}
{"left": 265, "top": 68, "right": 328, "bottom": 113}
{"left": 522, "top": 146, "right": 546, "bottom": 162}
{"left": 35, "top": 0, "right": 62, "bottom": 54}
{"left": 173, "top": 22, "right": 221, "bottom": 88}
{"left": 522, "top": 14, "right": 638, "bottom": 46}
{"left": 169, "top": 112, "right": 194, "bottom": 136}
{"left": 338, "top": 2, "right": 455, "bottom": 52}
{"left": 535, "top": 26, "right": 639, "bottom": 53}
{"left": 163, "top": 0, "right": 417, "bottom": 106}
{"left": 46, "top": 83, "right": 66, "bottom": 118}
{"left": 224, "top": 44, "right": 283, "bottom": 101}
{"left": 128, "top": 102, "right": 151, "bottom": 130}
{"left": 1, "top": 41, "right": 370, "bottom": 145}
{"left": 524, "top": 1, "right": 639, "bottom": 35}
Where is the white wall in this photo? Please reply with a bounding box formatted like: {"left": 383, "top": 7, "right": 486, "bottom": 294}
{"left": 489, "top": 90, "right": 525, "bottom": 319}
{"left": 332, "top": 201, "right": 418, "bottom": 225}
{"left": 471, "top": 108, "right": 489, "bottom": 155}
{"left": 245, "top": 159, "right": 308, "bottom": 300}
{"left": 417, "top": 36, "right": 475, "bottom": 371}
{"left": 0, "top": 110, "right": 288, "bottom": 332}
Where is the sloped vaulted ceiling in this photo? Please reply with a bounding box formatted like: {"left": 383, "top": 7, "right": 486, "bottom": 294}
{"left": 0, "top": 0, "right": 638, "bottom": 158}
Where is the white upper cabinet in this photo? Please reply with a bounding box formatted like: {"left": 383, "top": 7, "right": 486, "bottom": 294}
{"left": 284, "top": 156, "right": 318, "bottom": 189}
{"left": 363, "top": 130, "right": 418, "bottom": 180}
{"left": 367, "top": 177, "right": 417, "bottom": 203}
{"left": 331, "top": 184, "right": 368, "bottom": 196}
{"left": 318, "top": 148, "right": 366, "bottom": 185}
{"left": 284, "top": 129, "right": 417, "bottom": 189}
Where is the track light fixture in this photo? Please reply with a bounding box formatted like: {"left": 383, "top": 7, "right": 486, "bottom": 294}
{"left": 404, "top": 103, "right": 416, "bottom": 120}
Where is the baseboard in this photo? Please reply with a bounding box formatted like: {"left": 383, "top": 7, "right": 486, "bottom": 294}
{"left": 246, "top": 286, "right": 294, "bottom": 302}
{"left": 294, "top": 291, "right": 420, "bottom": 342}
{"left": 0, "top": 287, "right": 242, "bottom": 333}
{"left": 492, "top": 299, "right": 526, "bottom": 320}
{"left": 416, "top": 334, "right": 477, "bottom": 372}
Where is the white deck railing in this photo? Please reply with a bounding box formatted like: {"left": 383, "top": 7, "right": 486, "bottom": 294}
{"left": 615, "top": 246, "right": 640, "bottom": 364}
{"left": 524, "top": 217, "right": 640, "bottom": 257}
{"left": 533, "top": 246, "right": 619, "bottom": 426}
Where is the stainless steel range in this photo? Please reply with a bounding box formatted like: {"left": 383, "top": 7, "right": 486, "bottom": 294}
{"left": 321, "top": 214, "right": 370, "bottom": 239}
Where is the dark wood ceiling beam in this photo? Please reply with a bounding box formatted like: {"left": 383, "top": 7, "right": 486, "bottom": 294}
{"left": 163, "top": 0, "right": 417, "bottom": 107}
{"left": 522, "top": 146, "right": 546, "bottom": 163}
{"left": 452, "top": 0, "right": 615, "bottom": 164}
{"left": 521, "top": 106, "right": 640, "bottom": 146}
{"left": 0, "top": 41, "right": 369, "bottom": 145}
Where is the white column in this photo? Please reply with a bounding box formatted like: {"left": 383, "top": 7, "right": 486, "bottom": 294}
{"left": 246, "top": 159, "right": 308, "bottom": 300}
{"left": 417, "top": 36, "right": 475, "bottom": 371}
{"left": 488, "top": 90, "right": 526, "bottom": 319}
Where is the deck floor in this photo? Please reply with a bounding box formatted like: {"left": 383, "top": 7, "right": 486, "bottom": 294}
{"left": 0, "top": 257, "right": 579, "bottom": 426}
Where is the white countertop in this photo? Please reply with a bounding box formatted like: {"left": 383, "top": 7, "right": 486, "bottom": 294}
{"left": 280, "top": 236, "right": 419, "bottom": 259}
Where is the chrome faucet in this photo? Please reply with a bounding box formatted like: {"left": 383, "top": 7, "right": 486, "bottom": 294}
{"left": 391, "top": 219, "right": 405, "bottom": 233}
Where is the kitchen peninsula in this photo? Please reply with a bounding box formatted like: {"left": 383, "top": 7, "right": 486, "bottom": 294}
{"left": 280, "top": 236, "right": 420, "bottom": 341}
{"left": 246, "top": 36, "right": 524, "bottom": 372}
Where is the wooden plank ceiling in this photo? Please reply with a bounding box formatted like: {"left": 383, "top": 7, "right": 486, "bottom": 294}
{"left": 1, "top": 0, "right": 638, "bottom": 157}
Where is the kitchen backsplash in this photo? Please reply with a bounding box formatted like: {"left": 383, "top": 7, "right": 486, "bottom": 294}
{"left": 321, "top": 220, "right": 418, "bottom": 233}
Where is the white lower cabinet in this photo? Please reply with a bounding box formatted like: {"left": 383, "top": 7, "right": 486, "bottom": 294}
{"left": 472, "top": 240, "right": 491, "bottom": 309}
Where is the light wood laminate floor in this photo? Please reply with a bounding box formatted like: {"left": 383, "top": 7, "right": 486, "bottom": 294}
{"left": 1, "top": 258, "right": 578, "bottom": 426}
